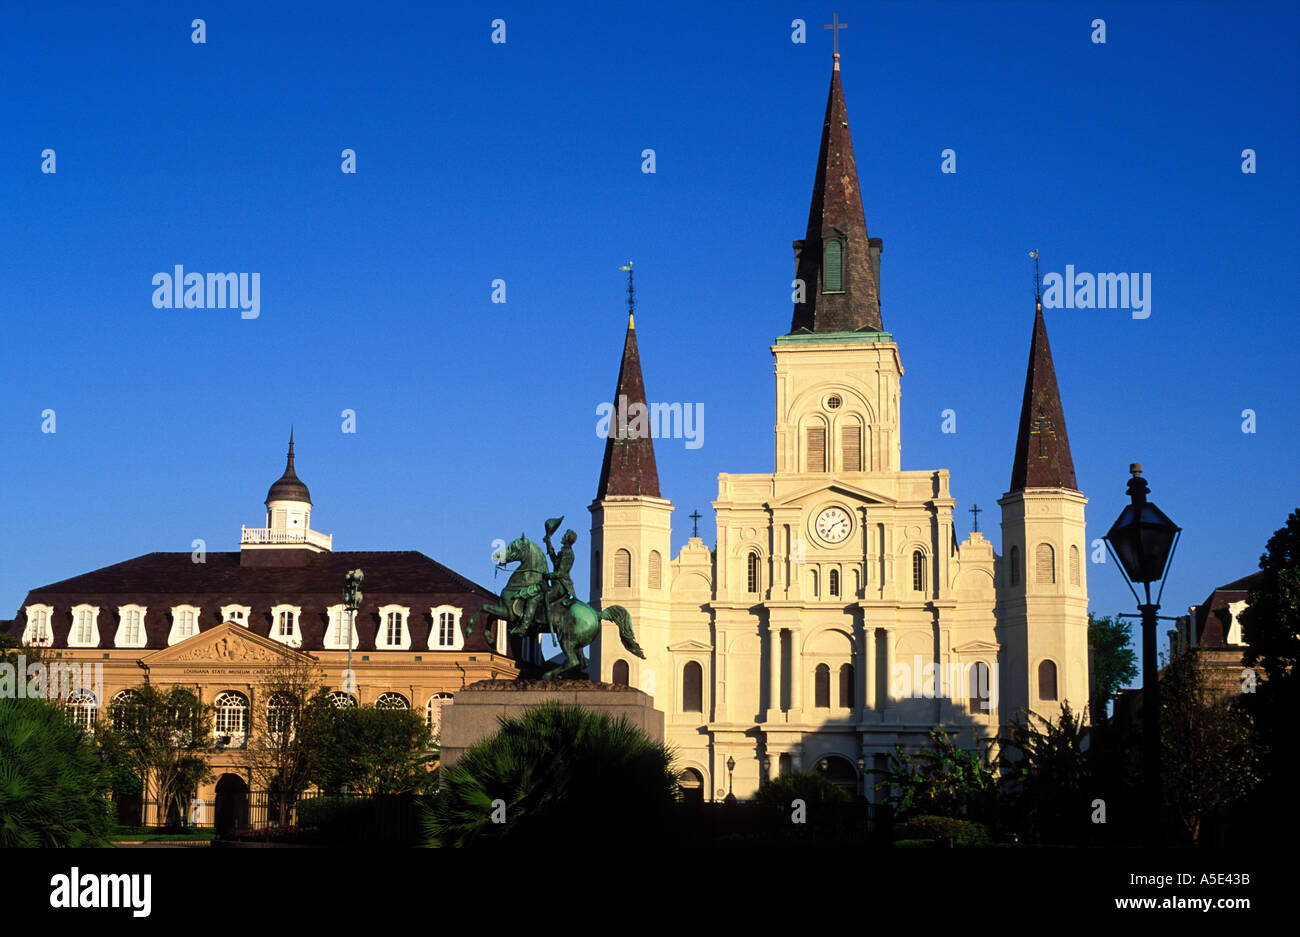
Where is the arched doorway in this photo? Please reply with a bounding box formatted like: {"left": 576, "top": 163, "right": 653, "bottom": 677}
{"left": 679, "top": 768, "right": 705, "bottom": 806}
{"left": 214, "top": 774, "right": 249, "bottom": 835}
{"left": 814, "top": 755, "right": 859, "bottom": 795}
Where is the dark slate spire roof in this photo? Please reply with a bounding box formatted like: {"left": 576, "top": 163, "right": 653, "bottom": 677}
{"left": 596, "top": 314, "right": 661, "bottom": 499}
{"left": 266, "top": 429, "right": 312, "bottom": 505}
{"left": 790, "top": 58, "right": 884, "bottom": 334}
{"left": 1009, "top": 302, "right": 1078, "bottom": 492}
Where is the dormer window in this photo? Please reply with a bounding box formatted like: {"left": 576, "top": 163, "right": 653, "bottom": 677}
{"left": 69, "top": 604, "right": 101, "bottom": 648}
{"left": 22, "top": 605, "right": 54, "bottom": 646}
{"left": 221, "top": 605, "right": 251, "bottom": 627}
{"left": 269, "top": 604, "right": 303, "bottom": 647}
{"left": 168, "top": 605, "right": 201, "bottom": 645}
{"left": 430, "top": 606, "right": 464, "bottom": 651}
{"left": 115, "top": 605, "right": 148, "bottom": 648}
{"left": 823, "top": 239, "right": 844, "bottom": 293}
{"left": 325, "top": 605, "right": 356, "bottom": 649}
{"left": 376, "top": 605, "right": 411, "bottom": 650}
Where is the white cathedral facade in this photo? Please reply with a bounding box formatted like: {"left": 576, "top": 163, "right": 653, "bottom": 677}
{"left": 588, "top": 55, "right": 1090, "bottom": 802}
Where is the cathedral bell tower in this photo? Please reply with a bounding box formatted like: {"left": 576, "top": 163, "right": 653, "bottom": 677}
{"left": 997, "top": 288, "right": 1089, "bottom": 723}
{"left": 588, "top": 269, "right": 673, "bottom": 696}
{"left": 774, "top": 54, "right": 901, "bottom": 481}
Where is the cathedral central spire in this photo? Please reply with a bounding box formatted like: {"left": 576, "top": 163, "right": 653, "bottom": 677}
{"left": 790, "top": 57, "right": 883, "bottom": 334}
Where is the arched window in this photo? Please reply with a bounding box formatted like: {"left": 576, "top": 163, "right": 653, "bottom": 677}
{"left": 375, "top": 692, "right": 409, "bottom": 710}
{"left": 809, "top": 569, "right": 819, "bottom": 597}
{"left": 841, "top": 422, "right": 862, "bottom": 471}
{"left": 838, "top": 663, "right": 854, "bottom": 708}
{"left": 425, "top": 694, "right": 453, "bottom": 736}
{"left": 214, "top": 691, "right": 249, "bottom": 737}
{"left": 1009, "top": 546, "right": 1020, "bottom": 586}
{"left": 682, "top": 661, "right": 703, "bottom": 713}
{"left": 1038, "top": 660, "right": 1058, "bottom": 701}
{"left": 329, "top": 691, "right": 357, "bottom": 709}
{"left": 267, "top": 692, "right": 297, "bottom": 737}
{"left": 1069, "top": 545, "right": 1081, "bottom": 585}
{"left": 66, "top": 692, "right": 97, "bottom": 733}
{"left": 778, "top": 753, "right": 792, "bottom": 776}
{"left": 814, "top": 663, "right": 831, "bottom": 708}
{"left": 806, "top": 424, "right": 827, "bottom": 472}
{"left": 823, "top": 239, "right": 843, "bottom": 292}
{"left": 112, "top": 689, "right": 142, "bottom": 732}
{"left": 614, "top": 549, "right": 632, "bottom": 589}
{"left": 968, "top": 662, "right": 991, "bottom": 714}
{"left": 1036, "top": 543, "right": 1055, "bottom": 584}
{"left": 649, "top": 551, "right": 663, "bottom": 590}
{"left": 852, "top": 568, "right": 861, "bottom": 596}
{"left": 912, "top": 550, "right": 927, "bottom": 593}
{"left": 747, "top": 552, "right": 761, "bottom": 594}
{"left": 829, "top": 569, "right": 840, "bottom": 597}
{"left": 612, "top": 659, "right": 630, "bottom": 686}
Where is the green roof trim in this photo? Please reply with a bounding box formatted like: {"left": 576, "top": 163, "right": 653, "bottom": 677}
{"left": 775, "top": 331, "right": 894, "bottom": 345}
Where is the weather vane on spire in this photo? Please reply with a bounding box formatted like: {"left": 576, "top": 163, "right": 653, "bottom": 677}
{"left": 1030, "top": 249, "right": 1041, "bottom": 310}
{"left": 619, "top": 261, "right": 635, "bottom": 325}
{"left": 824, "top": 12, "right": 848, "bottom": 60}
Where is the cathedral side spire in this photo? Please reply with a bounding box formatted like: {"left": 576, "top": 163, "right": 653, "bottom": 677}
{"left": 1009, "top": 258, "right": 1078, "bottom": 492}
{"left": 790, "top": 55, "right": 883, "bottom": 334}
{"left": 597, "top": 268, "right": 661, "bottom": 499}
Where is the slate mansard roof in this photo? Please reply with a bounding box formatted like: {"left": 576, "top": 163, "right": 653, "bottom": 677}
{"left": 6, "top": 550, "right": 502, "bottom": 654}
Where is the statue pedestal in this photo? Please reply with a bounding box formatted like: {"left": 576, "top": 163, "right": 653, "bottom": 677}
{"left": 439, "top": 679, "right": 664, "bottom": 771}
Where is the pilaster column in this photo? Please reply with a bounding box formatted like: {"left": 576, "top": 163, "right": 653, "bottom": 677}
{"left": 789, "top": 628, "right": 803, "bottom": 719}
{"left": 768, "top": 626, "right": 782, "bottom": 718}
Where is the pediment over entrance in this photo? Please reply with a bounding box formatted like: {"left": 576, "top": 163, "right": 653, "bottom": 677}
{"left": 773, "top": 480, "right": 896, "bottom": 509}
{"left": 666, "top": 639, "right": 713, "bottom": 653}
{"left": 142, "top": 621, "right": 309, "bottom": 666}
{"left": 951, "top": 640, "right": 1000, "bottom": 655}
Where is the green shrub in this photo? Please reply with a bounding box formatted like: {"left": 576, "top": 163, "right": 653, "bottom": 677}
{"left": 295, "top": 795, "right": 376, "bottom": 832}
{"left": 894, "top": 814, "right": 991, "bottom": 846}
{"left": 0, "top": 697, "right": 114, "bottom": 847}
{"left": 753, "top": 770, "right": 853, "bottom": 810}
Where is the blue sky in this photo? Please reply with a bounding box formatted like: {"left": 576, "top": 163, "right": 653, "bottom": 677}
{"left": 1, "top": 2, "right": 1296, "bottom": 680}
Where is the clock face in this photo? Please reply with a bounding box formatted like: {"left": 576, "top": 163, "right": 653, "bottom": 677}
{"left": 815, "top": 507, "right": 852, "bottom": 544}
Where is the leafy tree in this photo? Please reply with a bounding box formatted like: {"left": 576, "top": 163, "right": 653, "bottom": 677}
{"left": 1240, "top": 508, "right": 1300, "bottom": 834}
{"left": 999, "top": 702, "right": 1093, "bottom": 843}
{"left": 873, "top": 727, "right": 997, "bottom": 821}
{"left": 246, "top": 654, "right": 329, "bottom": 824}
{"left": 1089, "top": 612, "right": 1138, "bottom": 719}
{"left": 1161, "top": 648, "right": 1258, "bottom": 846}
{"left": 97, "top": 684, "right": 213, "bottom": 829}
{"left": 0, "top": 696, "right": 114, "bottom": 847}
{"left": 753, "top": 769, "right": 851, "bottom": 809}
{"left": 425, "top": 701, "right": 678, "bottom": 847}
{"left": 301, "top": 697, "right": 435, "bottom": 796}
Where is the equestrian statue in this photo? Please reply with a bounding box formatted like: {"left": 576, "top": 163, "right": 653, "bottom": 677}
{"left": 463, "top": 517, "right": 645, "bottom": 680}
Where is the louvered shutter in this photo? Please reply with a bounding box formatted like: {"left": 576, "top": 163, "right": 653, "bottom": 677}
{"left": 807, "top": 426, "right": 826, "bottom": 472}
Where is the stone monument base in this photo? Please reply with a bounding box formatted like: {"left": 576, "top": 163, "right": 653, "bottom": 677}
{"left": 438, "top": 679, "right": 664, "bottom": 771}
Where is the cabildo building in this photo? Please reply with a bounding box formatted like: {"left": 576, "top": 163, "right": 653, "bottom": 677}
{"left": 4, "top": 435, "right": 537, "bottom": 826}
{"left": 587, "top": 53, "right": 1091, "bottom": 802}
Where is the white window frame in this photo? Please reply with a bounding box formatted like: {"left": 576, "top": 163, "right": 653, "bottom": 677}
{"left": 115, "top": 604, "right": 148, "bottom": 649}
{"left": 68, "top": 604, "right": 101, "bottom": 648}
{"left": 375, "top": 692, "right": 410, "bottom": 710}
{"left": 269, "top": 604, "right": 303, "bottom": 648}
{"left": 213, "top": 690, "right": 249, "bottom": 741}
{"left": 376, "top": 604, "right": 412, "bottom": 650}
{"left": 430, "top": 605, "right": 464, "bottom": 650}
{"left": 324, "top": 604, "right": 358, "bottom": 650}
{"left": 426, "top": 693, "right": 453, "bottom": 737}
{"left": 66, "top": 691, "right": 98, "bottom": 734}
{"left": 220, "top": 604, "right": 252, "bottom": 627}
{"left": 168, "top": 605, "right": 202, "bottom": 645}
{"left": 22, "top": 604, "right": 54, "bottom": 646}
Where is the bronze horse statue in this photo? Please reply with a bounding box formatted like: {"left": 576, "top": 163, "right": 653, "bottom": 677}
{"left": 464, "top": 533, "right": 645, "bottom": 680}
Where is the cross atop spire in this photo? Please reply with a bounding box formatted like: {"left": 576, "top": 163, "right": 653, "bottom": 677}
{"left": 824, "top": 12, "right": 848, "bottom": 67}
{"left": 620, "top": 261, "right": 635, "bottom": 328}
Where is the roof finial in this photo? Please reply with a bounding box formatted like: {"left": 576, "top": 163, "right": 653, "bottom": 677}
{"left": 824, "top": 12, "right": 847, "bottom": 68}
{"left": 619, "top": 261, "right": 635, "bottom": 328}
{"left": 1030, "top": 249, "right": 1042, "bottom": 312}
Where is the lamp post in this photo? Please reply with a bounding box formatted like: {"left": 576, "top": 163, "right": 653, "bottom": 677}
{"left": 1102, "top": 463, "right": 1181, "bottom": 846}
{"left": 342, "top": 569, "right": 364, "bottom": 702}
{"left": 725, "top": 756, "right": 736, "bottom": 804}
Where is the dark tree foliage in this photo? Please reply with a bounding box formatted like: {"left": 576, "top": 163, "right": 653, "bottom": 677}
{"left": 301, "top": 695, "right": 434, "bottom": 796}
{"left": 873, "top": 727, "right": 997, "bottom": 822}
{"left": 1089, "top": 613, "right": 1138, "bottom": 717}
{"left": 425, "top": 701, "right": 678, "bottom": 847}
{"left": 999, "top": 702, "right": 1095, "bottom": 844}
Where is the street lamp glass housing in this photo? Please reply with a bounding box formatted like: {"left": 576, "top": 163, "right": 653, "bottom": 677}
{"left": 1104, "top": 500, "right": 1180, "bottom": 585}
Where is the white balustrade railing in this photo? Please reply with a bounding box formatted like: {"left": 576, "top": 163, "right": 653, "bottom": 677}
{"left": 240, "top": 527, "right": 333, "bottom": 550}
